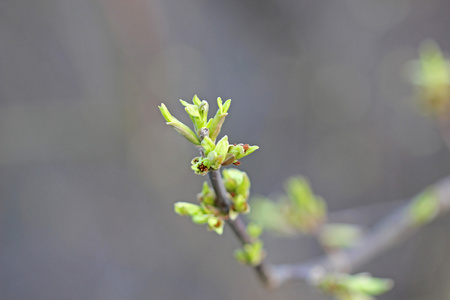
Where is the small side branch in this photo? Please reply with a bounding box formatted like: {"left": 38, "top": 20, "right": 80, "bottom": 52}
{"left": 208, "top": 170, "right": 276, "bottom": 288}
{"left": 271, "top": 176, "right": 450, "bottom": 288}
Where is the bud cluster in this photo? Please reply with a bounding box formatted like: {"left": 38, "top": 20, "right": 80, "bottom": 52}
{"left": 317, "top": 272, "right": 393, "bottom": 300}
{"left": 407, "top": 40, "right": 450, "bottom": 117}
{"left": 174, "top": 182, "right": 225, "bottom": 234}
{"left": 234, "top": 222, "right": 265, "bottom": 266}
{"left": 174, "top": 169, "right": 254, "bottom": 235}
{"left": 222, "top": 169, "right": 251, "bottom": 219}
{"left": 159, "top": 95, "right": 258, "bottom": 175}
{"left": 250, "top": 176, "right": 327, "bottom": 235}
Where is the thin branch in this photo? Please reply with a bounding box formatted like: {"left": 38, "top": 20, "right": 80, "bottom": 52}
{"left": 437, "top": 116, "right": 450, "bottom": 151}
{"left": 208, "top": 169, "right": 277, "bottom": 288}
{"left": 270, "top": 176, "right": 450, "bottom": 288}
{"left": 208, "top": 170, "right": 232, "bottom": 214}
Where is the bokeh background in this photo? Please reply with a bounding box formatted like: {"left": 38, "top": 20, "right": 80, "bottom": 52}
{"left": 1, "top": 0, "right": 450, "bottom": 299}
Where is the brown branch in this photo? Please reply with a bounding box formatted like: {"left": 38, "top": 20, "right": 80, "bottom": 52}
{"left": 270, "top": 176, "right": 450, "bottom": 288}
{"left": 208, "top": 170, "right": 277, "bottom": 288}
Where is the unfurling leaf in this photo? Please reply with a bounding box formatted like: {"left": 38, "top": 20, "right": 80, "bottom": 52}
{"left": 159, "top": 103, "right": 201, "bottom": 145}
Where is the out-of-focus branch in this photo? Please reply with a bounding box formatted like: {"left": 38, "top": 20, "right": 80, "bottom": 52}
{"left": 437, "top": 116, "right": 450, "bottom": 151}
{"left": 208, "top": 170, "right": 276, "bottom": 288}
{"left": 270, "top": 176, "right": 450, "bottom": 288}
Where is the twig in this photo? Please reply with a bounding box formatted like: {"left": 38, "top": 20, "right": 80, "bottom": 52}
{"left": 208, "top": 170, "right": 277, "bottom": 288}
{"left": 208, "top": 170, "right": 232, "bottom": 214}
{"left": 437, "top": 116, "right": 450, "bottom": 151}
{"left": 270, "top": 176, "right": 450, "bottom": 288}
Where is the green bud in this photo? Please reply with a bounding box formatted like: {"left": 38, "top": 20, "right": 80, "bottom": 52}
{"left": 223, "top": 168, "right": 244, "bottom": 184}
{"left": 192, "top": 214, "right": 210, "bottom": 224}
{"left": 180, "top": 96, "right": 209, "bottom": 136}
{"left": 235, "top": 241, "right": 265, "bottom": 266}
{"left": 249, "top": 197, "right": 291, "bottom": 235}
{"left": 198, "top": 100, "right": 209, "bottom": 126}
{"left": 229, "top": 210, "right": 239, "bottom": 221}
{"left": 198, "top": 182, "right": 216, "bottom": 206}
{"left": 208, "top": 98, "right": 231, "bottom": 142}
{"left": 343, "top": 273, "right": 394, "bottom": 296}
{"left": 201, "top": 136, "right": 216, "bottom": 154}
{"left": 192, "top": 94, "right": 201, "bottom": 106}
{"left": 174, "top": 202, "right": 202, "bottom": 216}
{"left": 206, "top": 151, "right": 222, "bottom": 169}
{"left": 285, "top": 176, "right": 314, "bottom": 209}
{"left": 201, "top": 181, "right": 211, "bottom": 195}
{"left": 223, "top": 168, "right": 239, "bottom": 191}
{"left": 318, "top": 223, "right": 363, "bottom": 250}
{"left": 215, "top": 135, "right": 229, "bottom": 158}
{"left": 227, "top": 144, "right": 259, "bottom": 161}
{"left": 215, "top": 97, "right": 231, "bottom": 115}
{"left": 207, "top": 217, "right": 224, "bottom": 235}
{"left": 185, "top": 105, "right": 200, "bottom": 118}
{"left": 159, "top": 103, "right": 201, "bottom": 145}
{"left": 228, "top": 145, "right": 245, "bottom": 160}
{"left": 233, "top": 194, "right": 249, "bottom": 213}
{"left": 236, "top": 171, "right": 250, "bottom": 200}
{"left": 223, "top": 169, "right": 251, "bottom": 214}
{"left": 234, "top": 249, "right": 247, "bottom": 264}
{"left": 284, "top": 176, "right": 327, "bottom": 233}
{"left": 202, "top": 194, "right": 216, "bottom": 206}
{"left": 407, "top": 40, "right": 450, "bottom": 116}
{"left": 242, "top": 145, "right": 259, "bottom": 156}
{"left": 318, "top": 273, "right": 393, "bottom": 300}
{"left": 247, "top": 222, "right": 263, "bottom": 238}
{"left": 191, "top": 157, "right": 210, "bottom": 175}
{"left": 410, "top": 188, "right": 439, "bottom": 226}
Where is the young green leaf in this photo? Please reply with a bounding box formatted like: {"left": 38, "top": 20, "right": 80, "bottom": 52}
{"left": 174, "top": 202, "right": 202, "bottom": 216}
{"left": 208, "top": 97, "right": 231, "bottom": 141}
{"left": 159, "top": 103, "right": 201, "bottom": 145}
{"left": 247, "top": 222, "right": 263, "bottom": 239}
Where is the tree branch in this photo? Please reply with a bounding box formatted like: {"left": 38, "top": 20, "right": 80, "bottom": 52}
{"left": 208, "top": 169, "right": 277, "bottom": 288}
{"left": 437, "top": 116, "right": 450, "bottom": 151}
{"left": 270, "top": 176, "right": 450, "bottom": 288}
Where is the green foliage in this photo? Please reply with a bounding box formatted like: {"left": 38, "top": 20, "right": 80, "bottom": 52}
{"left": 174, "top": 201, "right": 224, "bottom": 234}
{"left": 223, "top": 168, "right": 251, "bottom": 219}
{"left": 407, "top": 40, "right": 450, "bottom": 116}
{"left": 317, "top": 273, "right": 394, "bottom": 300}
{"left": 233, "top": 221, "right": 264, "bottom": 267}
{"left": 208, "top": 97, "right": 231, "bottom": 142}
{"left": 174, "top": 168, "right": 255, "bottom": 234}
{"left": 234, "top": 240, "right": 265, "bottom": 266}
{"left": 160, "top": 95, "right": 258, "bottom": 176}
{"left": 250, "top": 176, "right": 327, "bottom": 235}
{"left": 160, "top": 94, "right": 396, "bottom": 299}
{"left": 318, "top": 223, "right": 363, "bottom": 251}
{"left": 159, "top": 103, "right": 200, "bottom": 145}
{"left": 191, "top": 135, "right": 231, "bottom": 175}
{"left": 409, "top": 188, "right": 439, "bottom": 226}
{"left": 246, "top": 222, "right": 263, "bottom": 239}
{"left": 180, "top": 95, "right": 209, "bottom": 136}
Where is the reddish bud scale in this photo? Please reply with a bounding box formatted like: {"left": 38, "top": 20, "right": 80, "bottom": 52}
{"left": 198, "top": 163, "right": 208, "bottom": 172}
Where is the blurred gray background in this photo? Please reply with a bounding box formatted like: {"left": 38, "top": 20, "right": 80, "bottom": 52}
{"left": 0, "top": 0, "right": 449, "bottom": 299}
